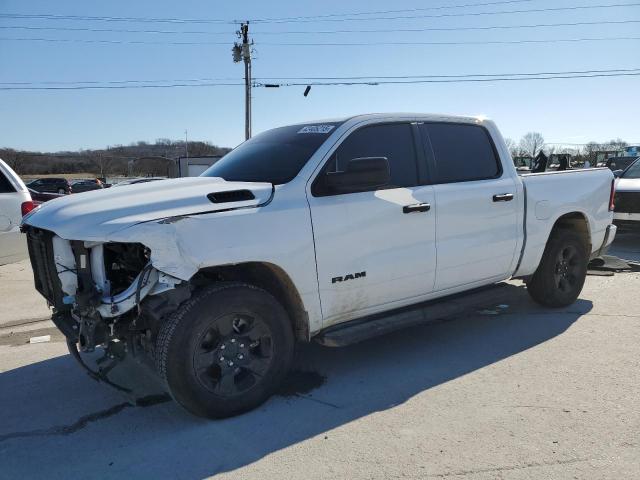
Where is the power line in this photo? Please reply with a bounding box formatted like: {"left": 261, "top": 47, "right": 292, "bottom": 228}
{"left": 2, "top": 69, "right": 639, "bottom": 91}
{"left": 0, "top": 13, "right": 233, "bottom": 25}
{"left": 261, "top": 36, "right": 640, "bottom": 46}
{"left": 3, "top": 19, "right": 640, "bottom": 36}
{"left": 0, "top": 77, "right": 243, "bottom": 86}
{"left": 4, "top": 68, "right": 639, "bottom": 87}
{"left": 0, "top": 25, "right": 233, "bottom": 35}
{"left": 0, "top": 37, "right": 230, "bottom": 45}
{"left": 0, "top": 0, "right": 539, "bottom": 30}
{"left": 257, "top": 68, "right": 640, "bottom": 80}
{"left": 255, "top": 2, "right": 640, "bottom": 24}
{"left": 1, "top": 2, "right": 638, "bottom": 25}
{"left": 251, "top": 19, "right": 640, "bottom": 35}
{"left": 256, "top": 71, "right": 640, "bottom": 86}
{"left": 2, "top": 35, "right": 638, "bottom": 47}
{"left": 248, "top": 0, "right": 539, "bottom": 22}
{"left": 0, "top": 82, "right": 244, "bottom": 91}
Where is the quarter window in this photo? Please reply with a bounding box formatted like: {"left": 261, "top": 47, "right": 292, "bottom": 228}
{"left": 0, "top": 170, "right": 16, "bottom": 193}
{"left": 421, "top": 123, "right": 501, "bottom": 183}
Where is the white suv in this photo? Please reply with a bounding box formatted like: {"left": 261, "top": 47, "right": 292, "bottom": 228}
{"left": 0, "top": 158, "right": 33, "bottom": 265}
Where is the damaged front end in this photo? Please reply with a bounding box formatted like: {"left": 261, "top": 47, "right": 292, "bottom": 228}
{"left": 24, "top": 226, "right": 191, "bottom": 357}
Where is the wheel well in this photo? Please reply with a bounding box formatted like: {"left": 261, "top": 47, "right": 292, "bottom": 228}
{"left": 194, "top": 262, "right": 309, "bottom": 341}
{"left": 551, "top": 212, "right": 591, "bottom": 252}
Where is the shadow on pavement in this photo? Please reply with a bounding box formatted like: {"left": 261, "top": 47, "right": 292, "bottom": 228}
{"left": 608, "top": 230, "right": 640, "bottom": 263}
{"left": 0, "top": 284, "right": 592, "bottom": 479}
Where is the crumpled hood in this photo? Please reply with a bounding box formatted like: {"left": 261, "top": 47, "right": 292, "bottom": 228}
{"left": 23, "top": 177, "right": 273, "bottom": 240}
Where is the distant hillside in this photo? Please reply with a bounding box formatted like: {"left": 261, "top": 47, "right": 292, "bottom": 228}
{"left": 0, "top": 139, "right": 231, "bottom": 177}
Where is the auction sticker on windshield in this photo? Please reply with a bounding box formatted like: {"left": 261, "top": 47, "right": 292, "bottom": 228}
{"left": 297, "top": 125, "right": 335, "bottom": 134}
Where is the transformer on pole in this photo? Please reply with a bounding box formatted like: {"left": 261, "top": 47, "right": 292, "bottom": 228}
{"left": 233, "top": 22, "right": 252, "bottom": 140}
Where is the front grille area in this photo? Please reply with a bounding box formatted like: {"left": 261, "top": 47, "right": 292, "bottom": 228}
{"left": 25, "top": 227, "right": 65, "bottom": 308}
{"left": 614, "top": 192, "right": 640, "bottom": 214}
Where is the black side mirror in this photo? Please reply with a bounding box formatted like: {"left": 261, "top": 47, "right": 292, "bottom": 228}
{"left": 324, "top": 157, "right": 391, "bottom": 192}
{"left": 613, "top": 169, "right": 624, "bottom": 178}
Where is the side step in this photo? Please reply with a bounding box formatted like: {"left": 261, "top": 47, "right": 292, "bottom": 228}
{"left": 314, "top": 283, "right": 514, "bottom": 347}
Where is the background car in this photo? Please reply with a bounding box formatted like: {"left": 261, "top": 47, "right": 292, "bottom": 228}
{"left": 613, "top": 157, "right": 640, "bottom": 231}
{"left": 71, "top": 179, "right": 104, "bottom": 193}
{"left": 0, "top": 158, "right": 33, "bottom": 266}
{"left": 27, "top": 177, "right": 72, "bottom": 194}
{"left": 27, "top": 187, "right": 64, "bottom": 205}
{"left": 606, "top": 156, "right": 638, "bottom": 172}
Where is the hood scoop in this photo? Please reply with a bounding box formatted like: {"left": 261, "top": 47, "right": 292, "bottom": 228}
{"left": 207, "top": 190, "right": 255, "bottom": 203}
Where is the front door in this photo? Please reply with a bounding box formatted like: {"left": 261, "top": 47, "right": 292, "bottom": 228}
{"left": 307, "top": 122, "right": 437, "bottom": 325}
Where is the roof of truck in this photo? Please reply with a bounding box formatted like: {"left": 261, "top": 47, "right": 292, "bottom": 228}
{"left": 352, "top": 112, "right": 484, "bottom": 122}
{"left": 301, "top": 113, "right": 485, "bottom": 125}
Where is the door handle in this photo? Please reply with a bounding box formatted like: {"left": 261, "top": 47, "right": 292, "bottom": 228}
{"left": 492, "top": 193, "right": 514, "bottom": 202}
{"left": 403, "top": 203, "right": 431, "bottom": 214}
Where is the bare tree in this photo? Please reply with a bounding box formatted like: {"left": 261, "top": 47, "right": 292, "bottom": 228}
{"left": 93, "top": 154, "right": 115, "bottom": 178}
{"left": 604, "top": 138, "right": 628, "bottom": 153}
{"left": 519, "top": 132, "right": 545, "bottom": 158}
{"left": 1, "top": 149, "right": 23, "bottom": 173}
{"left": 503, "top": 138, "right": 518, "bottom": 158}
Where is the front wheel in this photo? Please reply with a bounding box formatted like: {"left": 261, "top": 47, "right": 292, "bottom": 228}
{"left": 527, "top": 229, "right": 588, "bottom": 307}
{"left": 57, "top": 188, "right": 66, "bottom": 194}
{"left": 156, "top": 282, "right": 294, "bottom": 418}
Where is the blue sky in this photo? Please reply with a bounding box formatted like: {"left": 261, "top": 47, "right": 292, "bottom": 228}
{"left": 0, "top": 0, "right": 639, "bottom": 152}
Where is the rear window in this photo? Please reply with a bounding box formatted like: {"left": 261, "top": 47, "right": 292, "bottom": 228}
{"left": 622, "top": 158, "right": 640, "bottom": 179}
{"left": 608, "top": 157, "right": 637, "bottom": 171}
{"left": 202, "top": 123, "right": 342, "bottom": 184}
{"left": 421, "top": 123, "right": 501, "bottom": 184}
{"left": 0, "top": 170, "right": 16, "bottom": 193}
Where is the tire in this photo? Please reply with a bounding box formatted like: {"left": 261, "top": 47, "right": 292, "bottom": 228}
{"left": 156, "top": 282, "right": 294, "bottom": 418}
{"left": 527, "top": 229, "right": 589, "bottom": 308}
{"left": 57, "top": 188, "right": 65, "bottom": 194}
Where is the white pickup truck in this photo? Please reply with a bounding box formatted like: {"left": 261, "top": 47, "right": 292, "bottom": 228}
{"left": 22, "top": 113, "right": 617, "bottom": 418}
{"left": 0, "top": 158, "right": 33, "bottom": 266}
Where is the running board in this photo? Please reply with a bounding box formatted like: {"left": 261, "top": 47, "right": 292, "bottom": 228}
{"left": 314, "top": 283, "right": 513, "bottom": 347}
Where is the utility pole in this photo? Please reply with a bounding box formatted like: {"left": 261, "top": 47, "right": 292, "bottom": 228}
{"left": 233, "top": 22, "right": 252, "bottom": 140}
{"left": 184, "top": 130, "right": 189, "bottom": 158}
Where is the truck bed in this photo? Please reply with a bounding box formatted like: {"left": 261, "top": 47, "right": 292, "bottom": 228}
{"left": 514, "top": 168, "right": 615, "bottom": 277}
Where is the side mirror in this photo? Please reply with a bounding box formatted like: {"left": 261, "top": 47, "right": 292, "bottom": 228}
{"left": 613, "top": 169, "right": 624, "bottom": 178}
{"left": 324, "top": 157, "right": 391, "bottom": 192}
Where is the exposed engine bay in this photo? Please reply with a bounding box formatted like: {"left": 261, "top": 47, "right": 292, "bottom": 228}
{"left": 24, "top": 226, "right": 191, "bottom": 357}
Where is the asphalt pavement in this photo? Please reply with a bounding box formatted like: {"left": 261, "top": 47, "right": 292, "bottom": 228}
{"left": 0, "top": 231, "right": 639, "bottom": 479}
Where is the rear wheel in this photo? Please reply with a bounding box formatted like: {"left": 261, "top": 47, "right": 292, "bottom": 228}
{"left": 156, "top": 282, "right": 294, "bottom": 418}
{"left": 527, "top": 229, "right": 588, "bottom": 307}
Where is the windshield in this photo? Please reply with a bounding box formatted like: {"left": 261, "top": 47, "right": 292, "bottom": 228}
{"left": 622, "top": 158, "right": 640, "bottom": 179}
{"left": 201, "top": 123, "right": 341, "bottom": 184}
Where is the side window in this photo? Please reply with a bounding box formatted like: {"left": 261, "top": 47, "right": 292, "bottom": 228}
{"left": 0, "top": 170, "right": 16, "bottom": 193}
{"left": 421, "top": 123, "right": 501, "bottom": 184}
{"left": 314, "top": 123, "right": 419, "bottom": 195}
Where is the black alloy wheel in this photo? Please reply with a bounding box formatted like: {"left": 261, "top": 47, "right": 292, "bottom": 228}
{"left": 193, "top": 313, "right": 274, "bottom": 397}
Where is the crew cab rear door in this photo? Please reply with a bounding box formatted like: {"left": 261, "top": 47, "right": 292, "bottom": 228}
{"left": 417, "top": 122, "right": 519, "bottom": 291}
{"left": 307, "top": 122, "right": 437, "bottom": 326}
